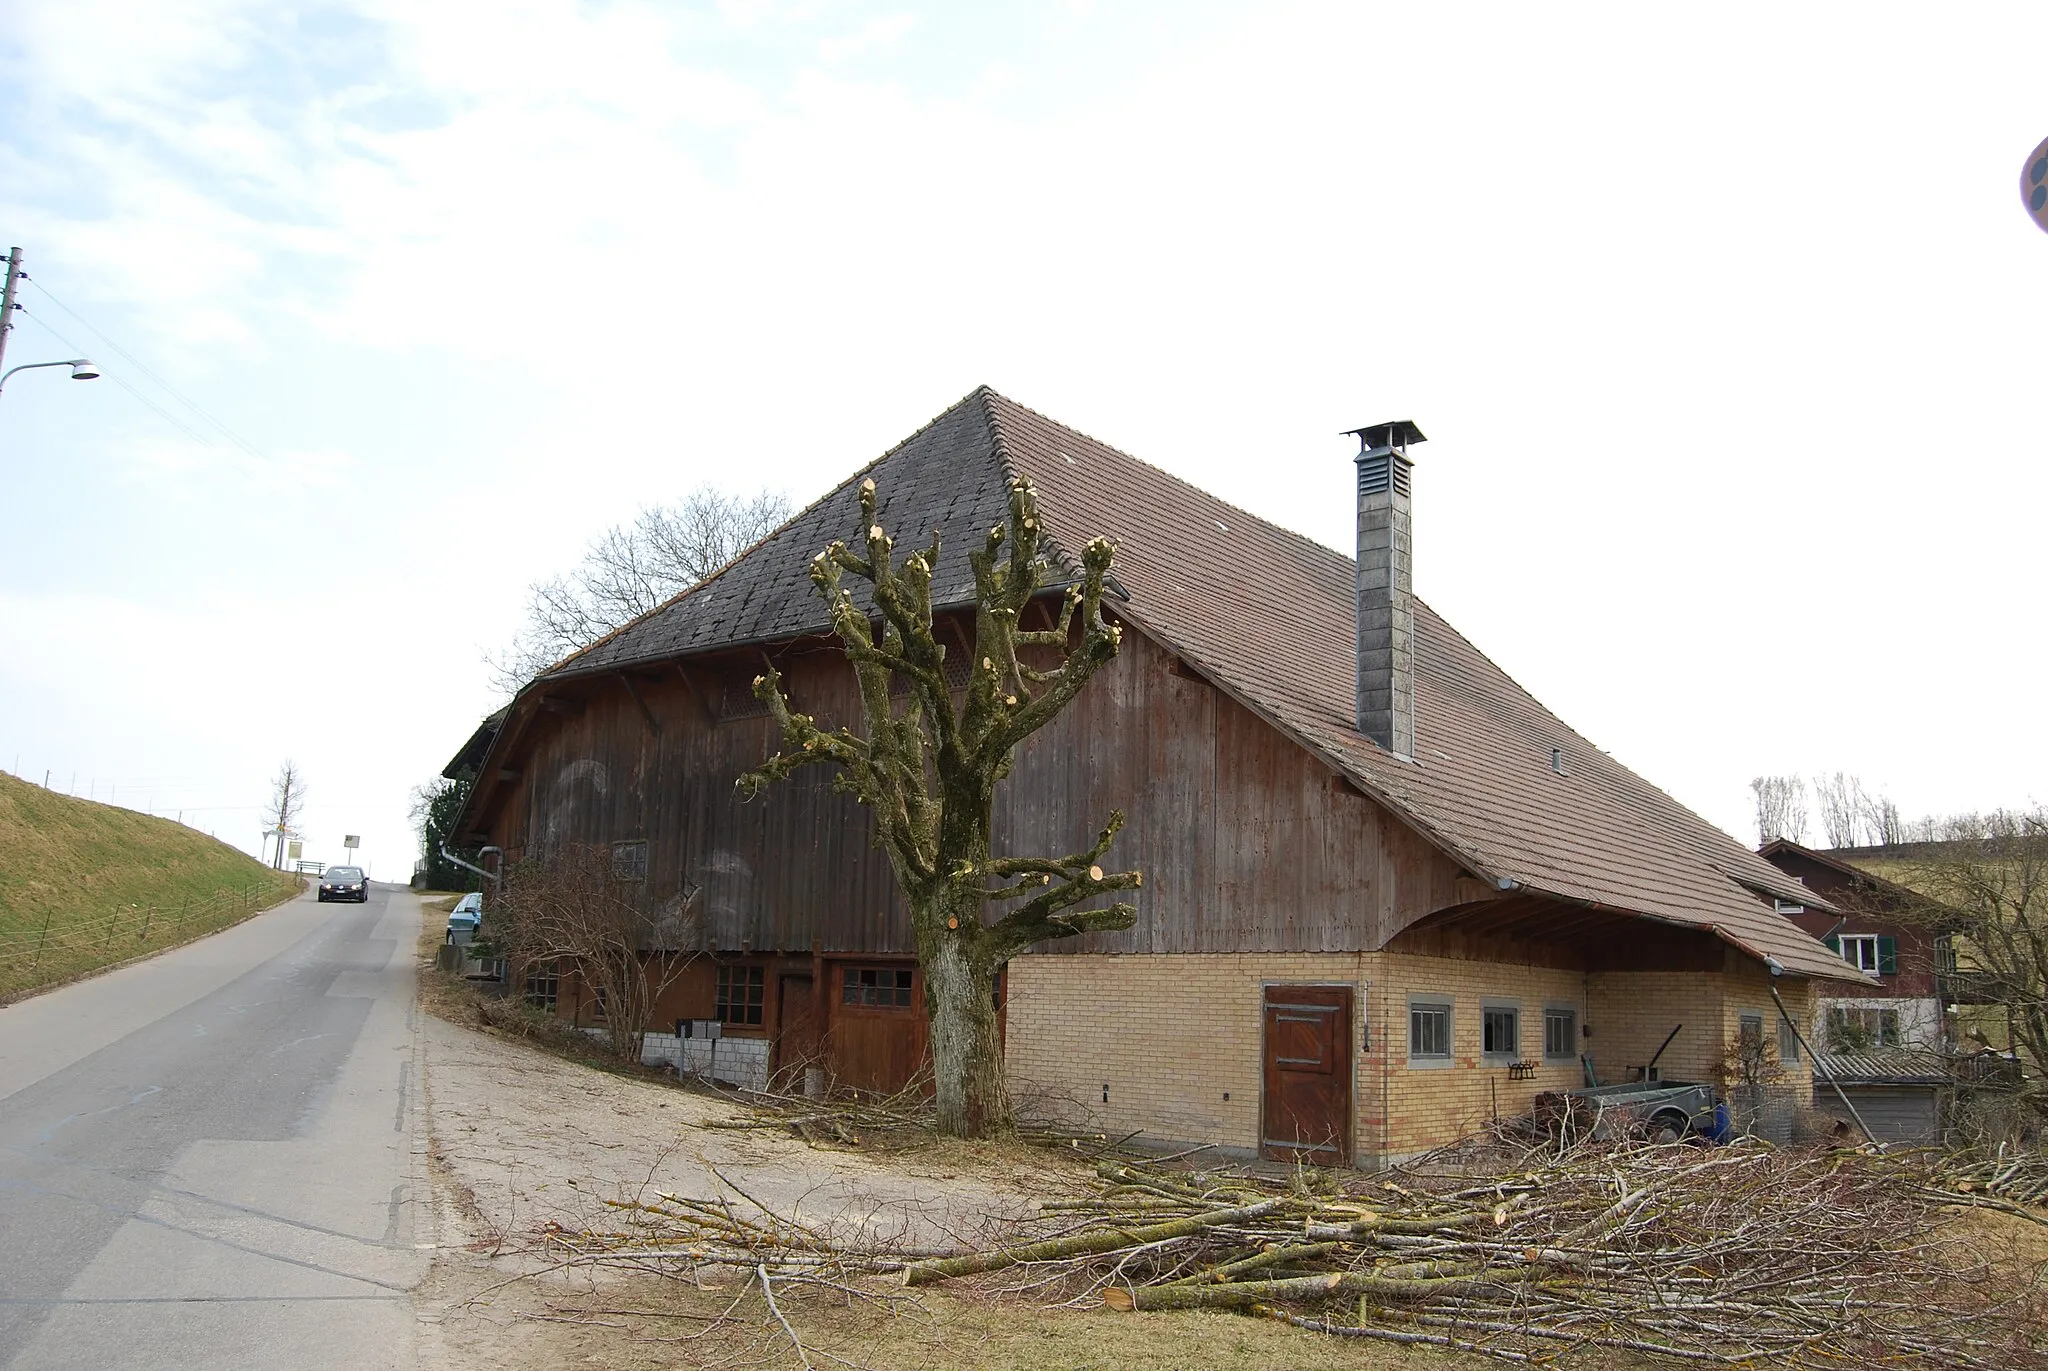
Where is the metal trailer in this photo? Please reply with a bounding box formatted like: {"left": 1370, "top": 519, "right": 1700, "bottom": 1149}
{"left": 1534, "top": 1080, "right": 1720, "bottom": 1144}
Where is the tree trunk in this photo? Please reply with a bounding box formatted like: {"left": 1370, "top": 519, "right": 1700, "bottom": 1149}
{"left": 922, "top": 884, "right": 1006, "bottom": 1137}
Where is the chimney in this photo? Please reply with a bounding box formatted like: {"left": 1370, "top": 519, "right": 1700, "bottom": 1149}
{"left": 1348, "top": 420, "right": 1425, "bottom": 759}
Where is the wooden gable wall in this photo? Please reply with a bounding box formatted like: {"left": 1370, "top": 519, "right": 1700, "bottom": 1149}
{"left": 471, "top": 618, "right": 1472, "bottom": 957}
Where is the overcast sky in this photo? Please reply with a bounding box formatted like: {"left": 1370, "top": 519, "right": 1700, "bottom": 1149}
{"left": 2, "top": 1, "right": 2044, "bottom": 876}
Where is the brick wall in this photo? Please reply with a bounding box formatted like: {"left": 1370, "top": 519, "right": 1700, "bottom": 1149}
{"left": 1005, "top": 952, "right": 1369, "bottom": 1153}
{"left": 1007, "top": 951, "right": 1817, "bottom": 1164}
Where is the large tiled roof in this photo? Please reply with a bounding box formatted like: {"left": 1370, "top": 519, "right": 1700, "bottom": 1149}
{"left": 546, "top": 387, "right": 1853, "bottom": 980}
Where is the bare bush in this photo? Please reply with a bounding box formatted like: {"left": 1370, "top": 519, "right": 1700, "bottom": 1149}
{"left": 488, "top": 843, "right": 700, "bottom": 1062}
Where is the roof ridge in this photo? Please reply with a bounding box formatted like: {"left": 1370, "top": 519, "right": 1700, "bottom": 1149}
{"left": 542, "top": 386, "right": 999, "bottom": 684}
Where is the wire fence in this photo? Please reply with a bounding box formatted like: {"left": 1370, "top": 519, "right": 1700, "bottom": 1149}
{"left": 0, "top": 876, "right": 302, "bottom": 1001}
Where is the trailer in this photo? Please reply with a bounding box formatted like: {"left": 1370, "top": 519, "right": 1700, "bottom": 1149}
{"left": 1534, "top": 1080, "right": 1720, "bottom": 1143}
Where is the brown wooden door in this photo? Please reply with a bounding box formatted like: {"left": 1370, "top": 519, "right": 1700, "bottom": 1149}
{"left": 1261, "top": 985, "right": 1353, "bottom": 1166}
{"left": 773, "top": 974, "right": 819, "bottom": 1088}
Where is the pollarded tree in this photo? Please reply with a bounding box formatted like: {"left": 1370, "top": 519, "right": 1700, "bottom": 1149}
{"left": 738, "top": 476, "right": 1140, "bottom": 1138}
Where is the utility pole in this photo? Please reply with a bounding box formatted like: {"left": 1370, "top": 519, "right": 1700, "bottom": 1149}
{"left": 0, "top": 247, "right": 21, "bottom": 378}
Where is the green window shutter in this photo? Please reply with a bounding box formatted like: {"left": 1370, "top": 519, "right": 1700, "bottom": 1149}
{"left": 1878, "top": 936, "right": 1898, "bottom": 976}
{"left": 1823, "top": 933, "right": 1840, "bottom": 954}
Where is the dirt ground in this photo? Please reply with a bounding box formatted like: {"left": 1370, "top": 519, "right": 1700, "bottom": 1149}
{"left": 404, "top": 904, "right": 1646, "bottom": 1370}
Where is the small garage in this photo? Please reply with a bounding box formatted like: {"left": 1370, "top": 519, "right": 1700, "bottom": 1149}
{"left": 1811, "top": 1050, "right": 1950, "bottom": 1143}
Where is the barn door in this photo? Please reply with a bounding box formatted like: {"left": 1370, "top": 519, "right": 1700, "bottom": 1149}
{"left": 772, "top": 975, "right": 819, "bottom": 1089}
{"left": 1261, "top": 985, "right": 1353, "bottom": 1166}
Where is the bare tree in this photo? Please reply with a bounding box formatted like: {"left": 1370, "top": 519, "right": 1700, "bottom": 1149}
{"left": 1813, "top": 772, "right": 1869, "bottom": 849}
{"left": 1750, "top": 774, "right": 1809, "bottom": 845}
{"left": 264, "top": 761, "right": 309, "bottom": 869}
{"left": 488, "top": 486, "right": 791, "bottom": 693}
{"left": 489, "top": 844, "right": 700, "bottom": 1062}
{"left": 739, "top": 476, "right": 1139, "bottom": 1138}
{"left": 1865, "top": 792, "right": 1907, "bottom": 847}
{"left": 1895, "top": 809, "right": 2048, "bottom": 1116}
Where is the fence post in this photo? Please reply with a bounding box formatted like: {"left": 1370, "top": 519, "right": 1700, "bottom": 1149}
{"left": 30, "top": 909, "right": 52, "bottom": 970}
{"left": 140, "top": 905, "right": 154, "bottom": 941}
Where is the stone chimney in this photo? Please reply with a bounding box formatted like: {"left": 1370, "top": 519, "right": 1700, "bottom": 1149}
{"left": 1348, "top": 420, "right": 1424, "bottom": 759}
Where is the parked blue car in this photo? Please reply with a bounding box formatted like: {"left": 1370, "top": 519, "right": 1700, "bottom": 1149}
{"left": 446, "top": 892, "right": 483, "bottom": 942}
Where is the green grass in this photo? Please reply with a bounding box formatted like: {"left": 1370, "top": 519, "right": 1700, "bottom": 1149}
{"left": 0, "top": 770, "right": 302, "bottom": 1002}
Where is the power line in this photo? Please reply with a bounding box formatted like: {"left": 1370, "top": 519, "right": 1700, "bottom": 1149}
{"left": 18, "top": 274, "right": 276, "bottom": 464}
{"left": 15, "top": 309, "right": 220, "bottom": 450}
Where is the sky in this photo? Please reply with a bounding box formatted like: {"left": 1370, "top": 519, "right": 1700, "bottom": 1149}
{"left": 2, "top": 1, "right": 2045, "bottom": 877}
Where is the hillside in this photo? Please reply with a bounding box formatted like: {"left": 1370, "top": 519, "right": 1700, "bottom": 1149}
{"left": 0, "top": 770, "right": 301, "bottom": 1000}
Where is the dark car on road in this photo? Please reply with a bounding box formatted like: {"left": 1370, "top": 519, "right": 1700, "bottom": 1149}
{"left": 319, "top": 866, "right": 369, "bottom": 902}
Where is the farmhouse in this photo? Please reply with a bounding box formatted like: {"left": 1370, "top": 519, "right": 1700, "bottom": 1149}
{"left": 446, "top": 388, "right": 1863, "bottom": 1164}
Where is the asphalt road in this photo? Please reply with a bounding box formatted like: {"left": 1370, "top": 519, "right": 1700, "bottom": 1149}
{"left": 0, "top": 882, "right": 430, "bottom": 1370}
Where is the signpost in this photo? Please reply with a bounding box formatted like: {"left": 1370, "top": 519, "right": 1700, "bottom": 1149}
{"left": 287, "top": 840, "right": 303, "bottom": 861}
{"left": 343, "top": 835, "right": 359, "bottom": 854}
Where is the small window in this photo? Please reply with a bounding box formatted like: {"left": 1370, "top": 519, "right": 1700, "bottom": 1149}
{"left": 842, "top": 965, "right": 914, "bottom": 1008}
{"left": 1409, "top": 1001, "right": 1452, "bottom": 1060}
{"left": 523, "top": 959, "right": 559, "bottom": 1013}
{"left": 1543, "top": 1008, "right": 1577, "bottom": 1061}
{"left": 1739, "top": 1012, "right": 1765, "bottom": 1049}
{"left": 1777, "top": 1010, "right": 1800, "bottom": 1063}
{"left": 1838, "top": 935, "right": 1880, "bottom": 973}
{"left": 590, "top": 984, "right": 608, "bottom": 1021}
{"left": 1482, "top": 1006, "right": 1519, "bottom": 1058}
{"left": 611, "top": 840, "right": 649, "bottom": 881}
{"left": 716, "top": 964, "right": 765, "bottom": 1026}
{"left": 1773, "top": 897, "right": 1805, "bottom": 915}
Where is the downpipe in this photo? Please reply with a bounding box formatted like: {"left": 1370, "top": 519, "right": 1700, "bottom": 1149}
{"left": 439, "top": 844, "right": 503, "bottom": 887}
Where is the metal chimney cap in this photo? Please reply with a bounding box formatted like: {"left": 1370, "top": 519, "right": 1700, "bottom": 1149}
{"left": 1345, "top": 420, "right": 1426, "bottom": 452}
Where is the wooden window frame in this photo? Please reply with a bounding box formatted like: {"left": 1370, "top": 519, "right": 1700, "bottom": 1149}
{"left": 1542, "top": 1006, "right": 1577, "bottom": 1062}
{"left": 716, "top": 963, "right": 766, "bottom": 1027}
{"left": 841, "top": 964, "right": 916, "bottom": 1011}
{"left": 611, "top": 839, "right": 649, "bottom": 882}
{"left": 1407, "top": 998, "right": 1452, "bottom": 1067}
{"left": 1777, "top": 1009, "right": 1801, "bottom": 1063}
{"left": 523, "top": 959, "right": 559, "bottom": 1013}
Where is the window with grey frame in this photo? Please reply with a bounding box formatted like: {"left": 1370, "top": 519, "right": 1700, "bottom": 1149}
{"left": 1543, "top": 1007, "right": 1577, "bottom": 1061}
{"left": 1409, "top": 1001, "right": 1451, "bottom": 1061}
{"left": 1482, "top": 1005, "right": 1519, "bottom": 1058}
{"left": 1777, "top": 1008, "right": 1800, "bottom": 1062}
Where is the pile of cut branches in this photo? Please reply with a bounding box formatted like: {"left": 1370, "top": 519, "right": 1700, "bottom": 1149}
{"left": 497, "top": 1137, "right": 2048, "bottom": 1369}
{"left": 1929, "top": 1143, "right": 2048, "bottom": 1212}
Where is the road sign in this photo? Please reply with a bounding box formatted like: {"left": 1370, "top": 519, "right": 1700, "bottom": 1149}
{"left": 343, "top": 834, "right": 360, "bottom": 850}
{"left": 288, "top": 840, "right": 303, "bottom": 860}
{"left": 2023, "top": 135, "right": 2048, "bottom": 235}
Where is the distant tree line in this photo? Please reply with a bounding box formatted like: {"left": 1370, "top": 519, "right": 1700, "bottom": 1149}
{"left": 1750, "top": 771, "right": 1936, "bottom": 849}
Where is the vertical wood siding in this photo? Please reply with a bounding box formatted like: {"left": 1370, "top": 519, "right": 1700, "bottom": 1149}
{"left": 476, "top": 623, "right": 1470, "bottom": 957}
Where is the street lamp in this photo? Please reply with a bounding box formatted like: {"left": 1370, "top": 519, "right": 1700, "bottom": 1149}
{"left": 0, "top": 357, "right": 100, "bottom": 397}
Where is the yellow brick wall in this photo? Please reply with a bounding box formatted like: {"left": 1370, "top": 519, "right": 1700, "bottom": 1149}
{"left": 1586, "top": 967, "right": 1812, "bottom": 1094}
{"left": 1363, "top": 953, "right": 1589, "bottom": 1159}
{"left": 1006, "top": 952, "right": 1816, "bottom": 1164}
{"left": 1005, "top": 952, "right": 1371, "bottom": 1154}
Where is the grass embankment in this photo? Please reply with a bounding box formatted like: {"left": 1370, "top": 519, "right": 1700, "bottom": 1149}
{"left": 0, "top": 770, "right": 302, "bottom": 1002}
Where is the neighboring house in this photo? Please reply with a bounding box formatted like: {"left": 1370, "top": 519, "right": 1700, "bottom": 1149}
{"left": 1756, "top": 839, "right": 1950, "bottom": 1052}
{"left": 445, "top": 388, "right": 1862, "bottom": 1165}
{"left": 1757, "top": 839, "right": 1961, "bottom": 1141}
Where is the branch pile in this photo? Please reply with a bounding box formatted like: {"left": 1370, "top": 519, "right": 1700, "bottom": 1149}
{"left": 521, "top": 1137, "right": 2047, "bottom": 1369}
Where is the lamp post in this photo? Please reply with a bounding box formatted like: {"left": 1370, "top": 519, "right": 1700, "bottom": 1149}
{"left": 0, "top": 247, "right": 101, "bottom": 403}
{"left": 0, "top": 357, "right": 101, "bottom": 397}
